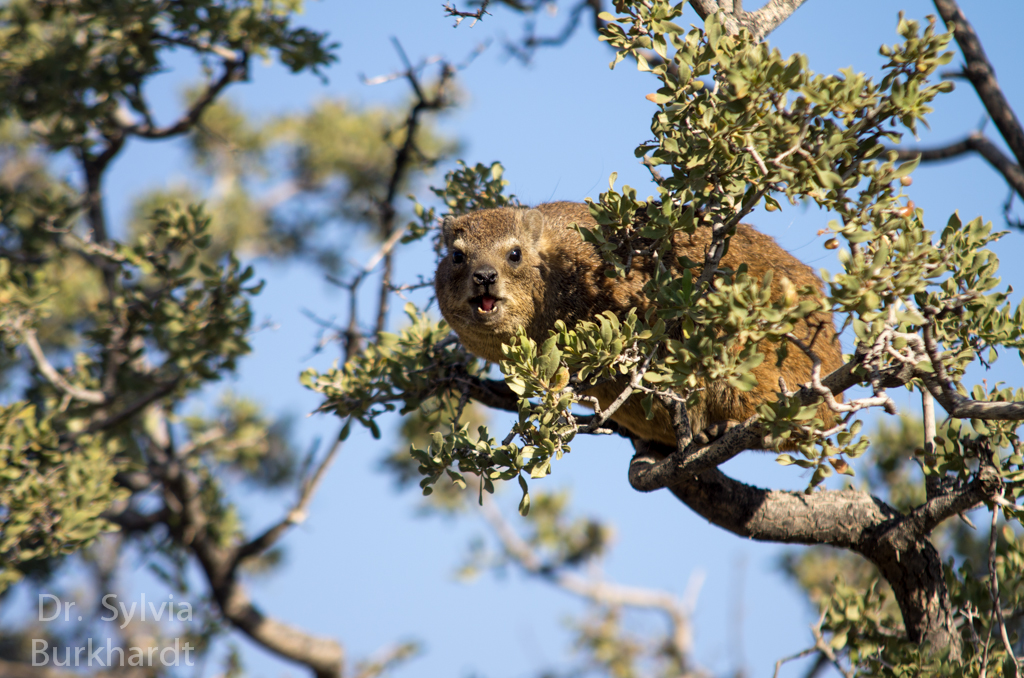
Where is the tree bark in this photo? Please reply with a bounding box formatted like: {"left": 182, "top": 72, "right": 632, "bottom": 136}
{"left": 688, "top": 0, "right": 810, "bottom": 42}
{"left": 629, "top": 438, "right": 1000, "bottom": 658}
{"left": 932, "top": 0, "right": 1024, "bottom": 172}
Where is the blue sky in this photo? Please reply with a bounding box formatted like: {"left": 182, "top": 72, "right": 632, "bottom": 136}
{"left": 62, "top": 1, "right": 1024, "bottom": 677}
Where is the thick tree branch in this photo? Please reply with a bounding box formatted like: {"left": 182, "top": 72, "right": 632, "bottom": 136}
{"left": 617, "top": 339, "right": 1009, "bottom": 648}
{"left": 911, "top": 462, "right": 1001, "bottom": 534}
{"left": 643, "top": 456, "right": 965, "bottom": 652}
{"left": 158, "top": 452, "right": 345, "bottom": 678}
{"left": 688, "top": 0, "right": 810, "bottom": 42}
{"left": 628, "top": 414, "right": 761, "bottom": 492}
{"left": 213, "top": 582, "right": 344, "bottom": 678}
{"left": 627, "top": 348, "right": 915, "bottom": 493}
{"left": 932, "top": 0, "right": 1024, "bottom": 173}
{"left": 80, "top": 135, "right": 125, "bottom": 246}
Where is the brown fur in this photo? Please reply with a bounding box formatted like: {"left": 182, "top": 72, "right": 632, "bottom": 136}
{"left": 435, "top": 201, "right": 843, "bottom": 447}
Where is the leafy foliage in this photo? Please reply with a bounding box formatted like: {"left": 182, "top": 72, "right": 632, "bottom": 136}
{"left": 0, "top": 403, "right": 127, "bottom": 590}
{"left": 0, "top": 1, "right": 343, "bottom": 672}
{"left": 5, "top": 0, "right": 1024, "bottom": 676}
{"left": 306, "top": 2, "right": 1024, "bottom": 674}
{"left": 310, "top": 6, "right": 1023, "bottom": 508}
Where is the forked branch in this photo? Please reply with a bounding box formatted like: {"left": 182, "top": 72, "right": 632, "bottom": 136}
{"left": 932, "top": 0, "right": 1024, "bottom": 173}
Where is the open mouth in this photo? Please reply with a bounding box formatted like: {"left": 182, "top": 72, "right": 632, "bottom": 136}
{"left": 472, "top": 295, "right": 499, "bottom": 314}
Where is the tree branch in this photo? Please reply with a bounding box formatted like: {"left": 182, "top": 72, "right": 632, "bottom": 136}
{"left": 627, "top": 347, "right": 915, "bottom": 493}
{"left": 628, "top": 414, "right": 762, "bottom": 492}
{"left": 932, "top": 0, "right": 1024, "bottom": 174}
{"left": 158, "top": 450, "right": 345, "bottom": 678}
{"left": 687, "top": 0, "right": 809, "bottom": 42}
{"left": 649, "top": 459, "right": 961, "bottom": 652}
{"left": 352, "top": 643, "right": 420, "bottom": 678}
{"left": 444, "top": 0, "right": 492, "bottom": 27}
{"left": 895, "top": 132, "right": 1024, "bottom": 201}
{"left": 478, "top": 495, "right": 697, "bottom": 666}
{"left": 125, "top": 56, "right": 248, "bottom": 139}
{"left": 987, "top": 504, "right": 1022, "bottom": 678}
{"left": 458, "top": 374, "right": 519, "bottom": 411}
{"left": 916, "top": 364, "right": 1024, "bottom": 421}
{"left": 22, "top": 328, "right": 107, "bottom": 404}
{"left": 213, "top": 583, "right": 344, "bottom": 678}
{"left": 233, "top": 424, "right": 346, "bottom": 566}
{"left": 911, "top": 461, "right": 1001, "bottom": 534}
{"left": 83, "top": 379, "right": 181, "bottom": 434}
{"left": 519, "top": 0, "right": 602, "bottom": 51}
{"left": 773, "top": 607, "right": 853, "bottom": 678}
{"left": 101, "top": 506, "right": 169, "bottom": 534}
{"left": 154, "top": 34, "right": 243, "bottom": 63}
{"left": 354, "top": 42, "right": 456, "bottom": 339}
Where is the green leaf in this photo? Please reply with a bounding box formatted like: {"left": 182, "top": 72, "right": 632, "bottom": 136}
{"left": 892, "top": 156, "right": 920, "bottom": 178}
{"left": 517, "top": 475, "right": 531, "bottom": 516}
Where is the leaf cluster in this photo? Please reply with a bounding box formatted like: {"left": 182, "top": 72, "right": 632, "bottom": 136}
{"left": 0, "top": 403, "right": 127, "bottom": 590}
{"left": 0, "top": 0, "right": 335, "bottom": 151}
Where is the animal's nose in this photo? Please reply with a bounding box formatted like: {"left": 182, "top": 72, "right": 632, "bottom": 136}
{"left": 473, "top": 266, "right": 498, "bottom": 286}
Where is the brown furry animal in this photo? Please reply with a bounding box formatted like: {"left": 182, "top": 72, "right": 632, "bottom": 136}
{"left": 435, "top": 201, "right": 842, "bottom": 447}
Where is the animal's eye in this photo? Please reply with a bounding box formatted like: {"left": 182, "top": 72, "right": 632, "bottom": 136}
{"left": 508, "top": 247, "right": 522, "bottom": 263}
{"left": 452, "top": 250, "right": 465, "bottom": 265}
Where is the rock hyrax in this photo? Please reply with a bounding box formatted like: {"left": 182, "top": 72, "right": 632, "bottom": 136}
{"left": 435, "top": 201, "right": 842, "bottom": 447}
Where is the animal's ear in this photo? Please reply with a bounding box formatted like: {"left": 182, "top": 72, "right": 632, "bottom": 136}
{"left": 522, "top": 209, "right": 545, "bottom": 244}
{"left": 441, "top": 215, "right": 458, "bottom": 249}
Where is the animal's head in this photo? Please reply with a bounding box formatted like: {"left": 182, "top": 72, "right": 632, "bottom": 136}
{"left": 434, "top": 207, "right": 549, "bottom": 359}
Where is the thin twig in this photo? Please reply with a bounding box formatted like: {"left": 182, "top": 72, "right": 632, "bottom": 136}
{"left": 774, "top": 605, "right": 844, "bottom": 678}
{"left": 443, "top": 0, "right": 492, "bottom": 27}
{"left": 580, "top": 348, "right": 656, "bottom": 433}
{"left": 234, "top": 420, "right": 348, "bottom": 566}
{"left": 22, "top": 328, "right": 107, "bottom": 404}
{"left": 353, "top": 642, "right": 419, "bottom": 678}
{"left": 125, "top": 56, "right": 248, "bottom": 139}
{"left": 773, "top": 647, "right": 818, "bottom": 678}
{"left": 477, "top": 494, "right": 697, "bottom": 664}
{"left": 988, "top": 503, "right": 1022, "bottom": 678}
